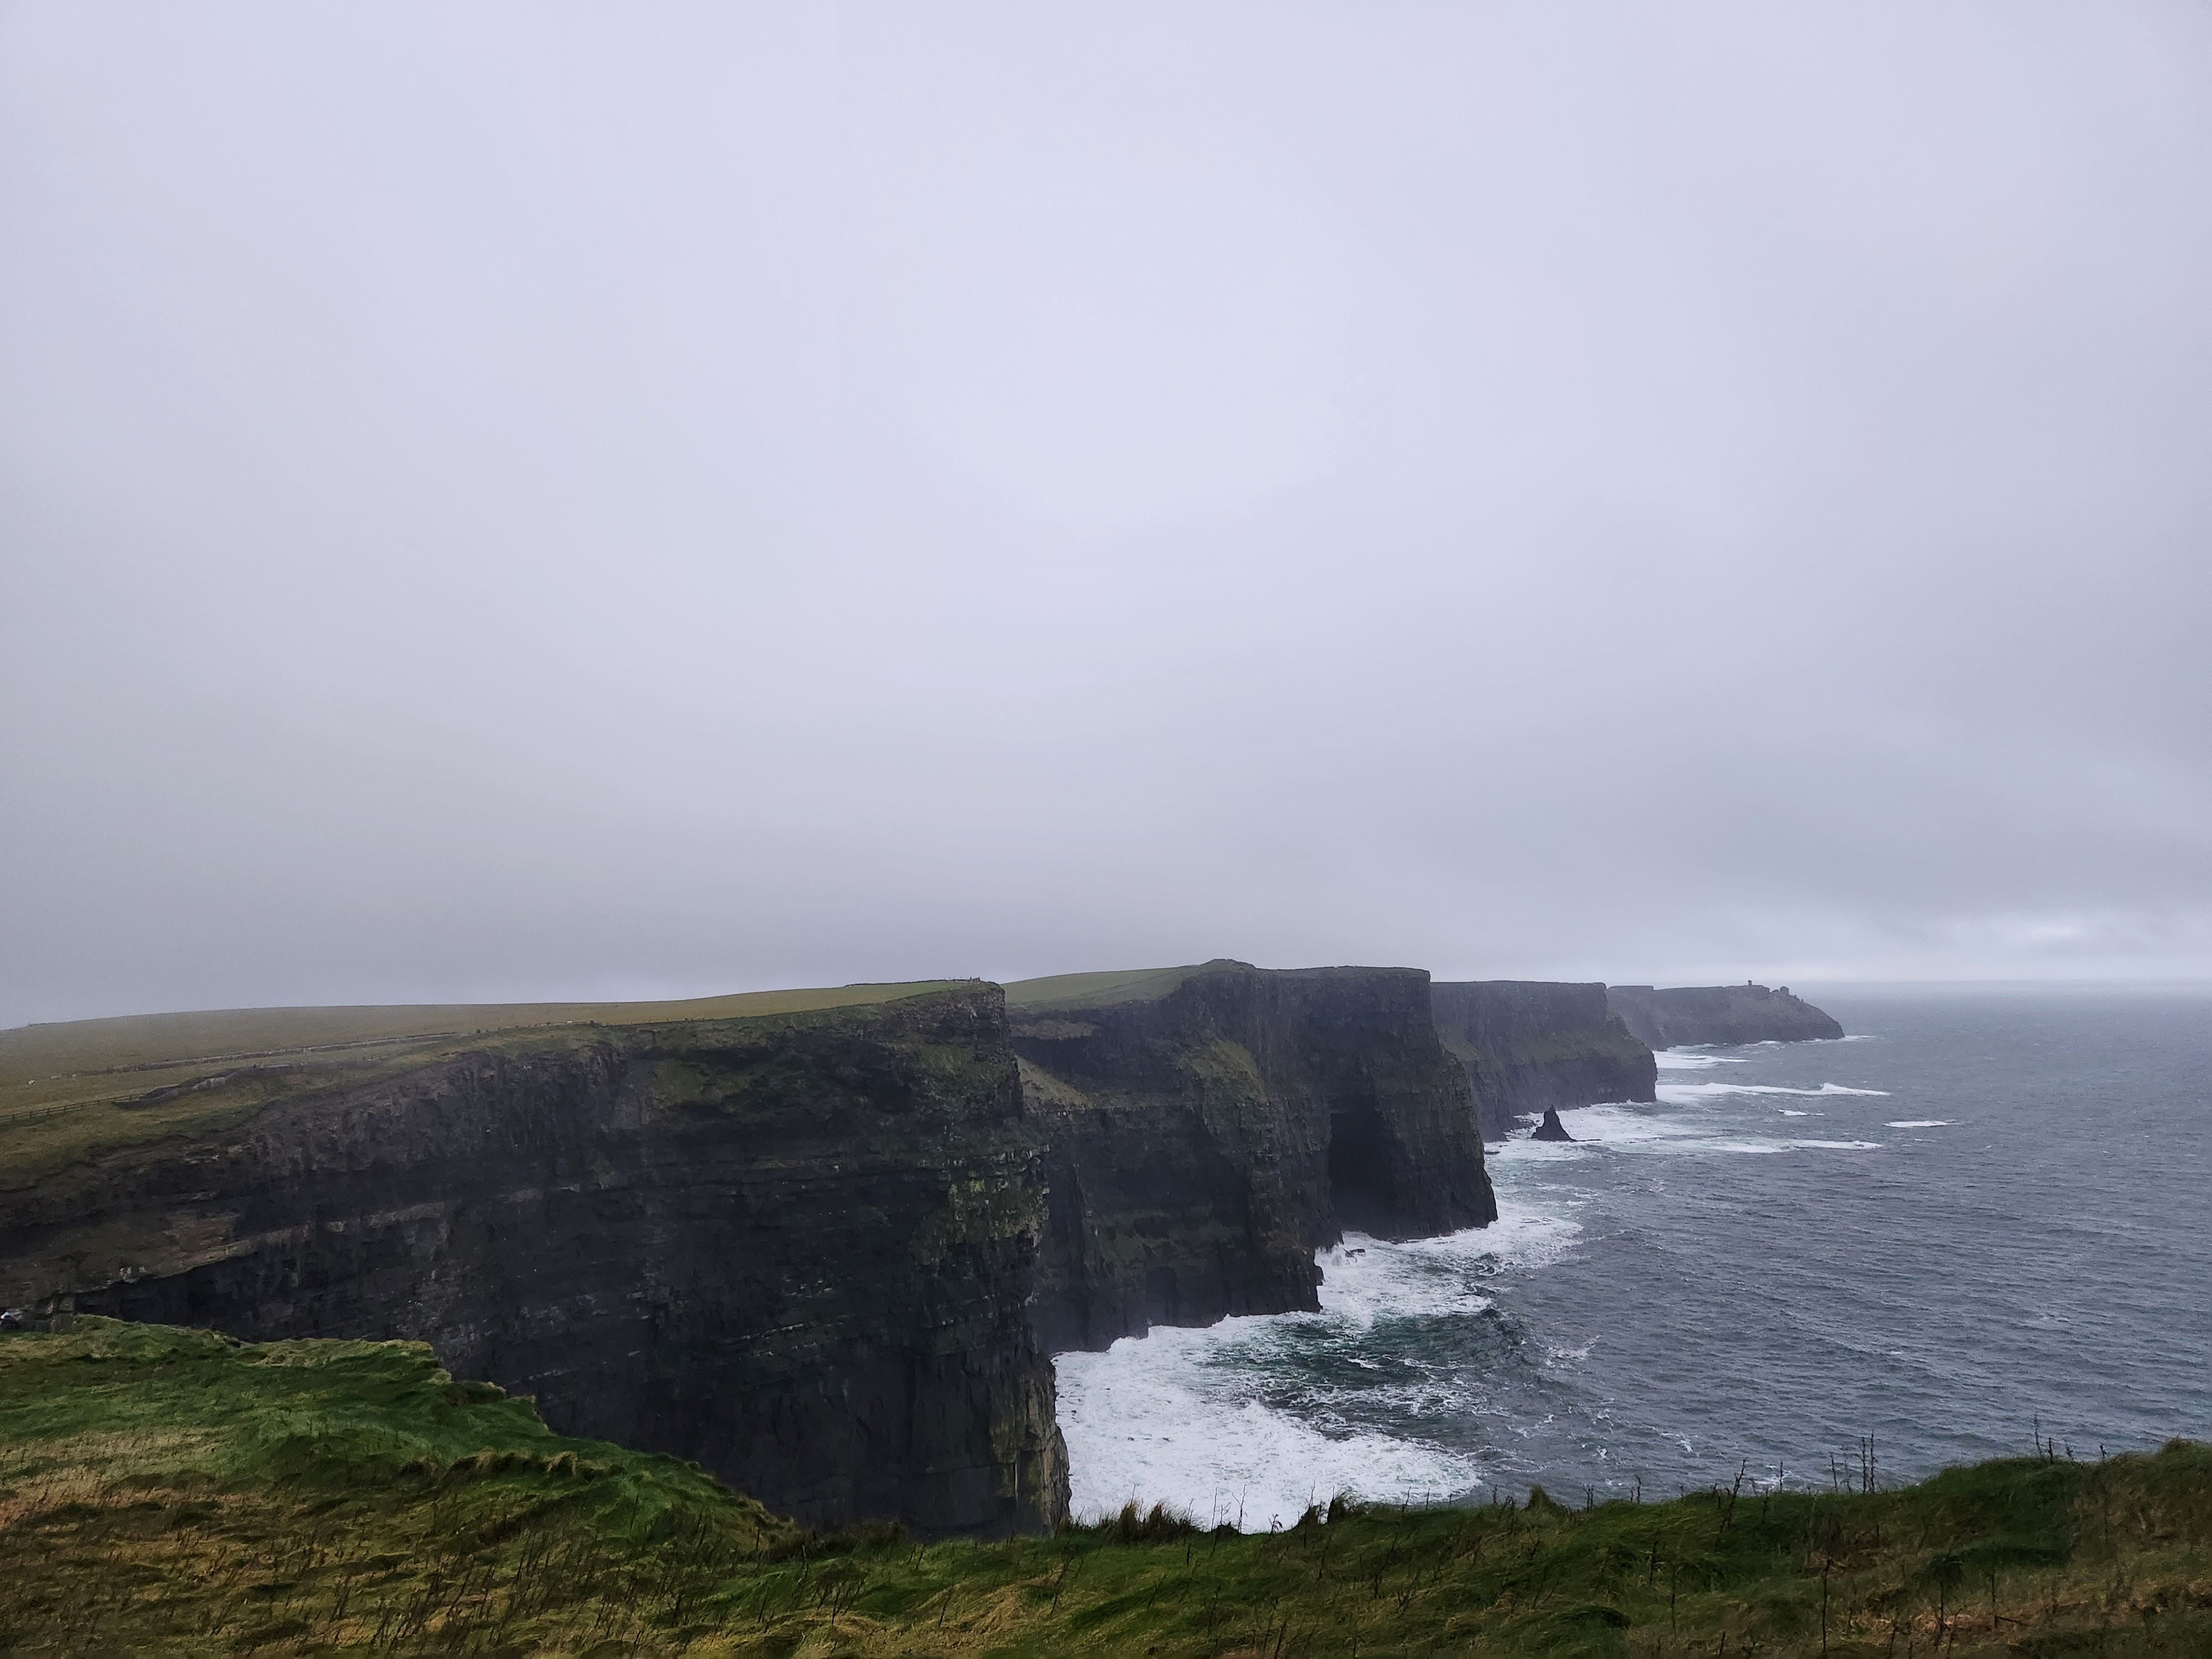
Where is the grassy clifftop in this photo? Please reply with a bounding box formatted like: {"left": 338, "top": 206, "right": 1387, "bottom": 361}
{"left": 0, "top": 980, "right": 969, "bottom": 1187}
{"left": 1002, "top": 963, "right": 1227, "bottom": 1012}
{"left": 7, "top": 1318, "right": 2207, "bottom": 1656}
{"left": 0, "top": 1317, "right": 799, "bottom": 1653}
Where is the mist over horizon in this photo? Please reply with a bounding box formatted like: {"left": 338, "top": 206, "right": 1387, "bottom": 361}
{"left": 6, "top": 4, "right": 2211, "bottom": 1030}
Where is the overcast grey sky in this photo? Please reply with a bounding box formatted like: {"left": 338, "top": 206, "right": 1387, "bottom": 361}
{"left": 4, "top": 3, "right": 2210, "bottom": 1026}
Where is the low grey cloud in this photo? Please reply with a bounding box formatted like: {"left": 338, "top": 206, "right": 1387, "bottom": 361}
{"left": 4, "top": 3, "right": 2209, "bottom": 1026}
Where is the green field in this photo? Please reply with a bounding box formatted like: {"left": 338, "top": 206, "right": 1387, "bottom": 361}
{"left": 5, "top": 1317, "right": 2206, "bottom": 1656}
{"left": 0, "top": 981, "right": 969, "bottom": 1186}
{"left": 1003, "top": 963, "right": 1232, "bottom": 1012}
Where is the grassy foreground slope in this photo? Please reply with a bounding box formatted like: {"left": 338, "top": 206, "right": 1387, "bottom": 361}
{"left": 0, "top": 981, "right": 966, "bottom": 1186}
{"left": 6, "top": 1321, "right": 2209, "bottom": 1656}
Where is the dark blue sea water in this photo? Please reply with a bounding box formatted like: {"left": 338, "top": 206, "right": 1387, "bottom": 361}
{"left": 1055, "top": 985, "right": 2212, "bottom": 1529}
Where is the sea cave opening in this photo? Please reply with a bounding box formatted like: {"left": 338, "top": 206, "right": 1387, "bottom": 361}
{"left": 1327, "top": 1107, "right": 1398, "bottom": 1236}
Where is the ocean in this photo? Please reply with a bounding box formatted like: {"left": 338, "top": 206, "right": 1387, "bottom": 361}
{"left": 1053, "top": 984, "right": 2212, "bottom": 1529}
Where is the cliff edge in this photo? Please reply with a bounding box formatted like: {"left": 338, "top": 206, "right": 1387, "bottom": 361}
{"left": 1009, "top": 961, "right": 1495, "bottom": 1353}
{"left": 1605, "top": 983, "right": 1845, "bottom": 1048}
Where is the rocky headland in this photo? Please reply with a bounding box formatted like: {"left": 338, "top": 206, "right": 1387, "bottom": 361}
{"left": 1428, "top": 979, "right": 1656, "bottom": 1139}
{"left": 1008, "top": 961, "right": 1495, "bottom": 1353}
{"left": 1605, "top": 983, "right": 1845, "bottom": 1048}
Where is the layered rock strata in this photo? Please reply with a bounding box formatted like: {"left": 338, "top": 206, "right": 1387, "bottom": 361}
{"left": 1008, "top": 961, "right": 1496, "bottom": 1353}
{"left": 0, "top": 986, "right": 1066, "bottom": 1535}
{"left": 1605, "top": 983, "right": 1845, "bottom": 1048}
{"left": 1429, "top": 979, "right": 1657, "bottom": 1140}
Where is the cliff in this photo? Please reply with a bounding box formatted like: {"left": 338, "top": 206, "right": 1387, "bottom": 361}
{"left": 1605, "top": 983, "right": 1845, "bottom": 1048}
{"left": 1006, "top": 961, "right": 1495, "bottom": 1353}
{"left": 0, "top": 983, "right": 1066, "bottom": 1536}
{"left": 1428, "top": 980, "right": 1657, "bottom": 1139}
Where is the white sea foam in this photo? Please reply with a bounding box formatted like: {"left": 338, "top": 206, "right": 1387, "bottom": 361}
{"left": 1656, "top": 1082, "right": 1888, "bottom": 1102}
{"left": 1523, "top": 1103, "right": 1891, "bottom": 1159}
{"left": 1488, "top": 1134, "right": 1590, "bottom": 1165}
{"left": 1317, "top": 1207, "right": 1581, "bottom": 1323}
{"left": 1540, "top": 1104, "right": 1708, "bottom": 1146}
{"left": 1653, "top": 1048, "right": 1749, "bottom": 1070}
{"left": 1055, "top": 1350, "right": 1481, "bottom": 1527}
{"left": 1778, "top": 1109, "right": 1811, "bottom": 1117}
{"left": 1885, "top": 1119, "right": 1952, "bottom": 1129}
{"left": 1698, "top": 1140, "right": 1788, "bottom": 1154}
{"left": 1054, "top": 1196, "right": 1574, "bottom": 1525}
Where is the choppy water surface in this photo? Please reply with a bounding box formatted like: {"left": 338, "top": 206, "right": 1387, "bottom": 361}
{"left": 1055, "top": 985, "right": 2212, "bottom": 1527}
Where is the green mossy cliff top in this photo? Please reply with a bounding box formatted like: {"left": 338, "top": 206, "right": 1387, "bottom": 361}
{"left": 1002, "top": 962, "right": 1230, "bottom": 1012}
{"left": 0, "top": 979, "right": 974, "bottom": 1187}
{"left": 1004, "top": 959, "right": 1433, "bottom": 1015}
{"left": 7, "top": 1317, "right": 2208, "bottom": 1656}
{"left": 0, "top": 982, "right": 971, "bottom": 1077}
{"left": 0, "top": 1316, "right": 799, "bottom": 1653}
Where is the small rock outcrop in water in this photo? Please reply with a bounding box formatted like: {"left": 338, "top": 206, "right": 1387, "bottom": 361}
{"left": 1531, "top": 1107, "right": 1575, "bottom": 1141}
{"left": 0, "top": 985, "right": 1066, "bottom": 1535}
{"left": 1430, "top": 979, "right": 1656, "bottom": 1140}
{"left": 1605, "top": 983, "right": 1845, "bottom": 1048}
{"left": 1008, "top": 961, "right": 1496, "bottom": 1353}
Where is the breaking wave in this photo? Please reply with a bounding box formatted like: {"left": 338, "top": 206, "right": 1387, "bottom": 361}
{"left": 1053, "top": 1003, "right": 2209, "bottom": 1530}
{"left": 1657, "top": 1082, "right": 1889, "bottom": 1100}
{"left": 1055, "top": 1201, "right": 1575, "bottom": 1525}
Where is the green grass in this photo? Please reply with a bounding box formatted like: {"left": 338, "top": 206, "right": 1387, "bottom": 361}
{"left": 6, "top": 1319, "right": 2208, "bottom": 1656}
{"left": 0, "top": 981, "right": 971, "bottom": 1186}
{"left": 1004, "top": 962, "right": 1242, "bottom": 1013}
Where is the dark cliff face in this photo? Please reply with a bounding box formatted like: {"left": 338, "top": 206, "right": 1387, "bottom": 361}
{"left": 1605, "top": 984, "right": 1845, "bottom": 1048}
{"left": 1429, "top": 980, "right": 1657, "bottom": 1140}
{"left": 1009, "top": 961, "right": 1495, "bottom": 1354}
{"left": 0, "top": 987, "right": 1066, "bottom": 1536}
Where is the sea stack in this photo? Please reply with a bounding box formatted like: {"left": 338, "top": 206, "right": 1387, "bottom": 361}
{"left": 1532, "top": 1107, "right": 1575, "bottom": 1142}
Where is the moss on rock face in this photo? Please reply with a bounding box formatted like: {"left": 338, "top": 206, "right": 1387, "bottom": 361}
{"left": 1008, "top": 961, "right": 1495, "bottom": 1353}
{"left": 0, "top": 985, "right": 1065, "bottom": 1536}
{"left": 7, "top": 1317, "right": 2207, "bottom": 1657}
